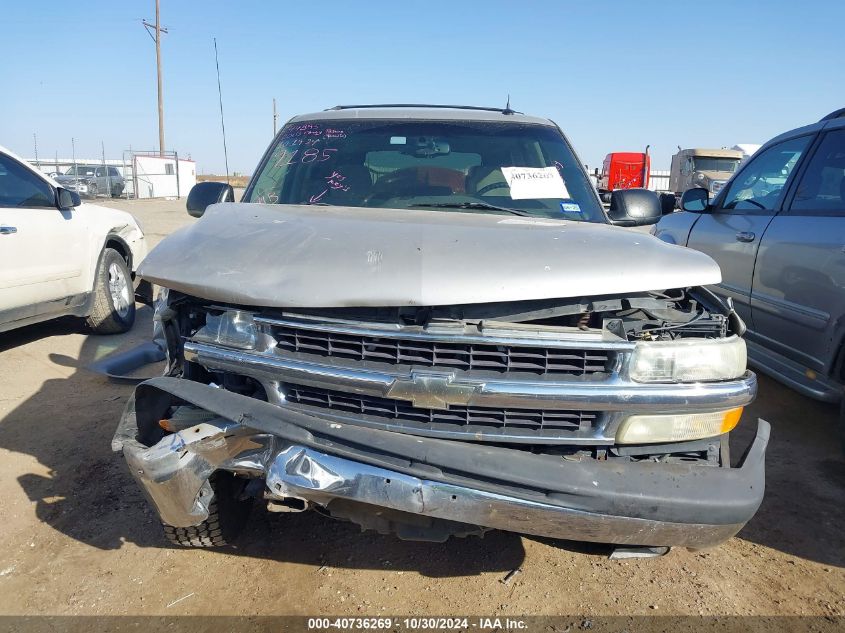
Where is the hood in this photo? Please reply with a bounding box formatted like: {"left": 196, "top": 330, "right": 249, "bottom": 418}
{"left": 80, "top": 202, "right": 137, "bottom": 226}
{"left": 138, "top": 203, "right": 721, "bottom": 308}
{"left": 696, "top": 170, "right": 733, "bottom": 182}
{"left": 55, "top": 174, "right": 92, "bottom": 183}
{"left": 79, "top": 203, "right": 147, "bottom": 268}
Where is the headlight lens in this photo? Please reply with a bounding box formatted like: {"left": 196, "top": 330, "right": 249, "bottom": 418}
{"left": 193, "top": 309, "right": 257, "bottom": 349}
{"left": 616, "top": 407, "right": 743, "bottom": 444}
{"left": 696, "top": 172, "right": 705, "bottom": 181}
{"left": 630, "top": 336, "right": 747, "bottom": 383}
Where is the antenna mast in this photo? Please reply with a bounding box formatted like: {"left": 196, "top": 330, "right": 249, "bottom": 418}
{"left": 214, "top": 38, "right": 230, "bottom": 183}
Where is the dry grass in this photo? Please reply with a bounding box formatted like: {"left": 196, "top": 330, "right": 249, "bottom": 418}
{"left": 197, "top": 174, "right": 250, "bottom": 187}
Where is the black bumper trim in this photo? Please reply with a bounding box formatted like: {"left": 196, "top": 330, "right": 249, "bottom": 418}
{"left": 116, "top": 376, "right": 768, "bottom": 528}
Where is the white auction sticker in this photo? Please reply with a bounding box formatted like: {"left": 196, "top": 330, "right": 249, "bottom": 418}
{"left": 501, "top": 166, "right": 569, "bottom": 200}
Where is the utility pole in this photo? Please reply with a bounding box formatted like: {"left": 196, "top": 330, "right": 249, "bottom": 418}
{"left": 142, "top": 2, "right": 168, "bottom": 157}
{"left": 155, "top": 0, "right": 164, "bottom": 156}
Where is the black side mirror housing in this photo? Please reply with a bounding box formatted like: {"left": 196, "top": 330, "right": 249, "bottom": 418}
{"left": 680, "top": 187, "right": 710, "bottom": 212}
{"left": 186, "top": 181, "right": 235, "bottom": 218}
{"left": 658, "top": 192, "right": 677, "bottom": 215}
{"left": 57, "top": 187, "right": 81, "bottom": 210}
{"left": 606, "top": 188, "right": 662, "bottom": 227}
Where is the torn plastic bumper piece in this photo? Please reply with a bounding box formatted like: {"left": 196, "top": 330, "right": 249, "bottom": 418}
{"left": 114, "top": 377, "right": 769, "bottom": 548}
{"left": 88, "top": 341, "right": 166, "bottom": 383}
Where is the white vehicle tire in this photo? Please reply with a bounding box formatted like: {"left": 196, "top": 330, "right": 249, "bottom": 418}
{"left": 86, "top": 248, "right": 135, "bottom": 334}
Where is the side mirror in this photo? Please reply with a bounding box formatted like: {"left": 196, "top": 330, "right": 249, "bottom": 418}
{"left": 598, "top": 191, "right": 612, "bottom": 204}
{"left": 606, "top": 188, "right": 662, "bottom": 227}
{"left": 57, "top": 187, "right": 81, "bottom": 210}
{"left": 680, "top": 187, "right": 710, "bottom": 212}
{"left": 186, "top": 181, "right": 235, "bottom": 218}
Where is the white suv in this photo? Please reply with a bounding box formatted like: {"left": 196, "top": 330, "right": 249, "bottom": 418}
{"left": 0, "top": 145, "right": 147, "bottom": 334}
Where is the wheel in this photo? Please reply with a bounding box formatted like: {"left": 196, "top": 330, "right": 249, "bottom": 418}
{"left": 87, "top": 181, "right": 98, "bottom": 198}
{"left": 163, "top": 472, "right": 253, "bottom": 547}
{"left": 86, "top": 248, "right": 135, "bottom": 334}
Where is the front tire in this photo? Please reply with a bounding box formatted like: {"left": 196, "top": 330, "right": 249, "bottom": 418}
{"left": 86, "top": 248, "right": 135, "bottom": 334}
{"left": 163, "top": 473, "right": 253, "bottom": 547}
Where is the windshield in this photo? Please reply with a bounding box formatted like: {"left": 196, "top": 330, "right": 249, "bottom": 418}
{"left": 245, "top": 119, "right": 605, "bottom": 222}
{"left": 64, "top": 165, "right": 95, "bottom": 177}
{"left": 692, "top": 157, "right": 740, "bottom": 173}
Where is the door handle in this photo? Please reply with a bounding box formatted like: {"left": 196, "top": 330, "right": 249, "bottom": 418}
{"left": 0, "top": 225, "right": 17, "bottom": 235}
{"left": 735, "top": 231, "right": 756, "bottom": 243}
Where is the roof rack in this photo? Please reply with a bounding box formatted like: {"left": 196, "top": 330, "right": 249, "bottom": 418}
{"left": 820, "top": 108, "right": 845, "bottom": 122}
{"left": 326, "top": 103, "right": 520, "bottom": 115}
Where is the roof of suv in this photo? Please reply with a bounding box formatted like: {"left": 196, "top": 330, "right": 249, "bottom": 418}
{"left": 287, "top": 104, "right": 556, "bottom": 127}
{"left": 820, "top": 107, "right": 845, "bottom": 121}
{"left": 757, "top": 108, "right": 845, "bottom": 151}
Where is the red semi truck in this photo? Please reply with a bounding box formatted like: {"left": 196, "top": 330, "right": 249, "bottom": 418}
{"left": 598, "top": 149, "right": 650, "bottom": 193}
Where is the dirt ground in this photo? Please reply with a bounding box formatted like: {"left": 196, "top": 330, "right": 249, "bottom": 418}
{"left": 0, "top": 197, "right": 843, "bottom": 621}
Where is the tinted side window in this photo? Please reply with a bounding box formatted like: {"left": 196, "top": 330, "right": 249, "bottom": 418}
{"left": 720, "top": 136, "right": 810, "bottom": 212}
{"left": 790, "top": 129, "right": 845, "bottom": 215}
{"left": 0, "top": 153, "right": 55, "bottom": 208}
{"left": 108, "top": 167, "right": 120, "bottom": 177}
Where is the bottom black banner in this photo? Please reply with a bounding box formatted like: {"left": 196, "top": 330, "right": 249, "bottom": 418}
{"left": 0, "top": 616, "right": 842, "bottom": 633}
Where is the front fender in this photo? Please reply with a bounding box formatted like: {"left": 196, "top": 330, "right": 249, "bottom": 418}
{"left": 652, "top": 211, "right": 701, "bottom": 247}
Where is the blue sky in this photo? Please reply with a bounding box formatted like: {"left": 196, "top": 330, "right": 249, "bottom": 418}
{"left": 2, "top": 1, "right": 844, "bottom": 174}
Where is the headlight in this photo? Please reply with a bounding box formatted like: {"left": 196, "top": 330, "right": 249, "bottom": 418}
{"left": 616, "top": 407, "right": 743, "bottom": 444}
{"left": 695, "top": 172, "right": 705, "bottom": 181}
{"left": 192, "top": 309, "right": 257, "bottom": 349}
{"left": 629, "top": 336, "right": 747, "bottom": 383}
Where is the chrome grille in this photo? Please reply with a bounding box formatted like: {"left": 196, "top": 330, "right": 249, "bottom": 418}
{"left": 284, "top": 384, "right": 597, "bottom": 435}
{"left": 272, "top": 323, "right": 612, "bottom": 376}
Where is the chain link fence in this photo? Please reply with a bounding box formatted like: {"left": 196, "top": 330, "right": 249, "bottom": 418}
{"left": 26, "top": 148, "right": 196, "bottom": 200}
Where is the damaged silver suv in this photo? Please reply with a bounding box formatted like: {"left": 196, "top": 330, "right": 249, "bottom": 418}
{"left": 113, "top": 105, "right": 768, "bottom": 550}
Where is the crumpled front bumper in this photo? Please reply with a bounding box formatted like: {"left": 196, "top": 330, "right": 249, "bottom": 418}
{"left": 114, "top": 377, "right": 769, "bottom": 548}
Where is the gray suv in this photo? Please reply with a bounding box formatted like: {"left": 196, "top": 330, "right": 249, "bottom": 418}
{"left": 113, "top": 104, "right": 767, "bottom": 552}
{"left": 56, "top": 164, "right": 125, "bottom": 198}
{"left": 654, "top": 108, "right": 845, "bottom": 448}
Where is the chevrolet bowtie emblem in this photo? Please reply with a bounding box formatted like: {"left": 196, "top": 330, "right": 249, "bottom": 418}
{"left": 385, "top": 371, "right": 480, "bottom": 409}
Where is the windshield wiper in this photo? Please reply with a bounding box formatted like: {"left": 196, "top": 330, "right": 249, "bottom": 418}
{"left": 413, "top": 202, "right": 532, "bottom": 217}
